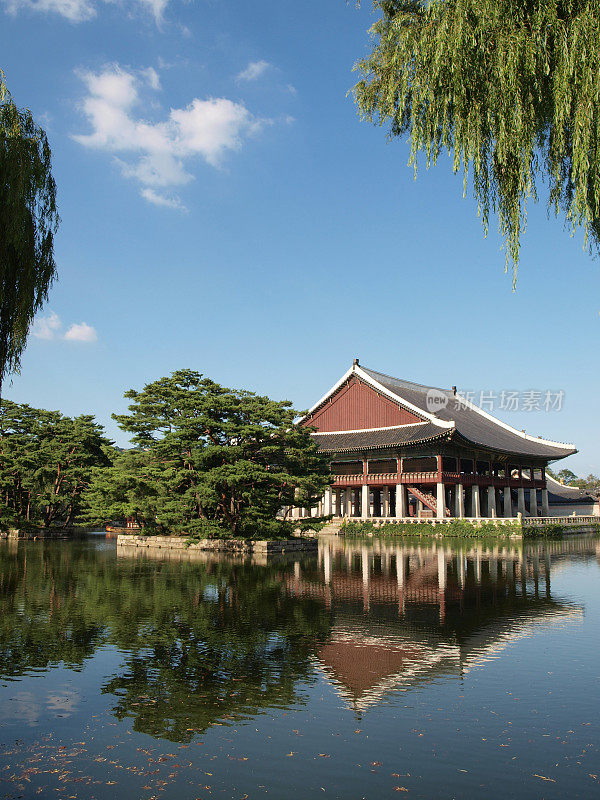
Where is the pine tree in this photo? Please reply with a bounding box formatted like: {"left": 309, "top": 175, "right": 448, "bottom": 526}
{"left": 86, "top": 370, "right": 330, "bottom": 537}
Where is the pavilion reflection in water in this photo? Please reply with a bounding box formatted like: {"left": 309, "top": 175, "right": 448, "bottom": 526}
{"left": 286, "top": 537, "right": 588, "bottom": 712}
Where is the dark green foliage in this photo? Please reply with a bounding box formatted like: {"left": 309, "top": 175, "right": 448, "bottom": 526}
{"left": 0, "top": 399, "right": 111, "bottom": 529}
{"left": 522, "top": 523, "right": 565, "bottom": 538}
{"left": 354, "top": 1, "right": 600, "bottom": 279}
{"left": 0, "top": 72, "right": 59, "bottom": 389}
{"left": 341, "top": 519, "right": 519, "bottom": 537}
{"left": 85, "top": 370, "right": 331, "bottom": 538}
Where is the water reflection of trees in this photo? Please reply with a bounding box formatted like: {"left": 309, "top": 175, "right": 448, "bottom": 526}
{"left": 0, "top": 542, "right": 330, "bottom": 740}
{"left": 0, "top": 536, "right": 594, "bottom": 737}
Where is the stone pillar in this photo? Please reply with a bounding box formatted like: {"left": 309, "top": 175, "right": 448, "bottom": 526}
{"left": 323, "top": 546, "right": 331, "bottom": 584}
{"left": 487, "top": 486, "right": 497, "bottom": 518}
{"left": 455, "top": 484, "right": 465, "bottom": 518}
{"left": 324, "top": 488, "right": 332, "bottom": 517}
{"left": 517, "top": 487, "right": 526, "bottom": 516}
{"left": 361, "top": 484, "right": 369, "bottom": 520}
{"left": 504, "top": 486, "right": 512, "bottom": 518}
{"left": 396, "top": 484, "right": 406, "bottom": 518}
{"left": 457, "top": 551, "right": 466, "bottom": 587}
{"left": 541, "top": 488, "right": 550, "bottom": 517}
{"left": 530, "top": 488, "right": 538, "bottom": 517}
{"left": 382, "top": 486, "right": 390, "bottom": 518}
{"left": 471, "top": 485, "right": 481, "bottom": 518}
{"left": 475, "top": 553, "right": 482, "bottom": 583}
{"left": 345, "top": 488, "right": 353, "bottom": 517}
{"left": 437, "top": 550, "right": 446, "bottom": 589}
{"left": 361, "top": 547, "right": 370, "bottom": 585}
{"left": 436, "top": 482, "right": 445, "bottom": 519}
{"left": 396, "top": 548, "right": 405, "bottom": 586}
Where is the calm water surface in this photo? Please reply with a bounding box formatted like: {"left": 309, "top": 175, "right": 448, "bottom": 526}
{"left": 0, "top": 534, "right": 598, "bottom": 799}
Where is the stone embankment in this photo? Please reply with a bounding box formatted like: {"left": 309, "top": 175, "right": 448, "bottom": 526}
{"left": 116, "top": 534, "right": 318, "bottom": 554}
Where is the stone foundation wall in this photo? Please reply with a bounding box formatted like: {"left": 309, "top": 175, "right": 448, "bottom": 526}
{"left": 116, "top": 534, "right": 317, "bottom": 553}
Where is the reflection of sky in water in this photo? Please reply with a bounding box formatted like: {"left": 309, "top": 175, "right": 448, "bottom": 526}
{"left": 0, "top": 687, "right": 81, "bottom": 728}
{"left": 0, "top": 536, "right": 597, "bottom": 800}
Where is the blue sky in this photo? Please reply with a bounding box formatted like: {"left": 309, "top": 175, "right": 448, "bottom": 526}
{"left": 1, "top": 0, "right": 599, "bottom": 475}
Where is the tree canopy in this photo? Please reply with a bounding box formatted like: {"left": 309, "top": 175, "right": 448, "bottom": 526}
{"left": 85, "top": 369, "right": 330, "bottom": 537}
{"left": 353, "top": 1, "right": 600, "bottom": 280}
{"left": 547, "top": 466, "right": 600, "bottom": 492}
{"left": 0, "top": 70, "right": 59, "bottom": 391}
{"left": 0, "top": 399, "right": 111, "bottom": 529}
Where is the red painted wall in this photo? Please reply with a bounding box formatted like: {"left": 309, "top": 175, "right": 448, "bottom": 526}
{"left": 303, "top": 377, "right": 423, "bottom": 432}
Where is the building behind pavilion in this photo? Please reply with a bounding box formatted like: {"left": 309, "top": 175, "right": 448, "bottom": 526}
{"left": 297, "top": 360, "right": 579, "bottom": 520}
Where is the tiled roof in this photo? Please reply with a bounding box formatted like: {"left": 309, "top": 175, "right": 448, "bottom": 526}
{"left": 312, "top": 423, "right": 447, "bottom": 454}
{"left": 360, "top": 366, "right": 576, "bottom": 459}
{"left": 545, "top": 474, "right": 596, "bottom": 503}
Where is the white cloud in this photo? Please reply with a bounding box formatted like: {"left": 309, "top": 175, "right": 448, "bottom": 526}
{"left": 236, "top": 60, "right": 271, "bottom": 82}
{"left": 64, "top": 322, "right": 98, "bottom": 343}
{"left": 2, "top": 0, "right": 171, "bottom": 23}
{"left": 31, "top": 311, "right": 62, "bottom": 340}
{"left": 3, "top": 0, "right": 95, "bottom": 21}
{"left": 73, "top": 64, "right": 267, "bottom": 207}
{"left": 135, "top": 0, "right": 167, "bottom": 24}
{"left": 140, "top": 66, "right": 161, "bottom": 91}
{"left": 140, "top": 187, "right": 186, "bottom": 210}
{"left": 31, "top": 312, "right": 98, "bottom": 343}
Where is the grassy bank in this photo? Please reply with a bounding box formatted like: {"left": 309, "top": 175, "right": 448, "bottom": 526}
{"left": 339, "top": 519, "right": 599, "bottom": 539}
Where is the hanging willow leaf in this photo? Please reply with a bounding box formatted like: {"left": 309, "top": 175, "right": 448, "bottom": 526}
{"left": 0, "top": 70, "right": 59, "bottom": 391}
{"left": 353, "top": 1, "right": 600, "bottom": 282}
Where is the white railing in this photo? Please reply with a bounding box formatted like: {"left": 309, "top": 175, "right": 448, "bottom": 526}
{"left": 522, "top": 515, "right": 598, "bottom": 526}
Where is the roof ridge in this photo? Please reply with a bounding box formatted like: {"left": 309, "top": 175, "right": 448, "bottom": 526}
{"left": 361, "top": 366, "right": 445, "bottom": 393}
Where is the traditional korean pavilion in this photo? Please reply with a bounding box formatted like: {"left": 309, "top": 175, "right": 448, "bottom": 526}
{"left": 298, "top": 360, "right": 577, "bottom": 519}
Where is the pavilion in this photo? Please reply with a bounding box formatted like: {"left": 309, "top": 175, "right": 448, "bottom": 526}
{"left": 297, "top": 360, "right": 577, "bottom": 520}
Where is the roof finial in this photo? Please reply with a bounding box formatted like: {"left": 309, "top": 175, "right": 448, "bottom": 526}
{"left": 353, "top": 357, "right": 359, "bottom": 367}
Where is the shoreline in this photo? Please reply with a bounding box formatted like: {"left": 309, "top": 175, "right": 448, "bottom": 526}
{"left": 116, "top": 533, "right": 318, "bottom": 554}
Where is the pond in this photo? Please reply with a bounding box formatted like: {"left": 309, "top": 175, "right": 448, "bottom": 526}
{"left": 0, "top": 534, "right": 598, "bottom": 799}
